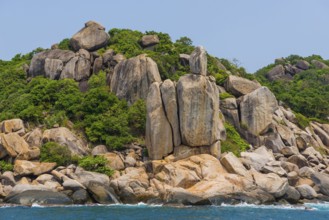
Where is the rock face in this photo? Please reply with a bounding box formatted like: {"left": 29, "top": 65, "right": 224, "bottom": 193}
{"left": 14, "top": 160, "right": 56, "bottom": 176}
{"left": 189, "top": 46, "right": 207, "bottom": 75}
{"left": 110, "top": 54, "right": 161, "bottom": 105}
{"left": 70, "top": 21, "right": 110, "bottom": 52}
{"left": 145, "top": 47, "right": 223, "bottom": 160}
{"left": 160, "top": 79, "right": 181, "bottom": 147}
{"left": 224, "top": 75, "right": 261, "bottom": 97}
{"left": 1, "top": 119, "right": 25, "bottom": 135}
{"left": 146, "top": 82, "right": 173, "bottom": 160}
{"left": 177, "top": 74, "right": 220, "bottom": 147}
{"left": 240, "top": 87, "right": 278, "bottom": 135}
{"left": 42, "top": 127, "right": 89, "bottom": 156}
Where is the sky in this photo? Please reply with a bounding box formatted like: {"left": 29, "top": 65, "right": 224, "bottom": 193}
{"left": 1, "top": 0, "right": 329, "bottom": 72}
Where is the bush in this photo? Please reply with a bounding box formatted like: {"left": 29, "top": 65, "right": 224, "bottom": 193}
{"left": 0, "top": 161, "right": 13, "bottom": 172}
{"left": 219, "top": 92, "right": 234, "bottom": 100}
{"left": 128, "top": 99, "right": 146, "bottom": 135}
{"left": 78, "top": 155, "right": 114, "bottom": 176}
{"left": 295, "top": 113, "right": 310, "bottom": 129}
{"left": 221, "top": 122, "right": 249, "bottom": 156}
{"left": 40, "top": 142, "right": 77, "bottom": 166}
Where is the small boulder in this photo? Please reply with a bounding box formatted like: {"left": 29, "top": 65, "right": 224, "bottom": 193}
{"left": 103, "top": 152, "right": 125, "bottom": 170}
{"left": 1, "top": 119, "right": 25, "bottom": 135}
{"left": 14, "top": 160, "right": 56, "bottom": 176}
{"left": 266, "top": 65, "right": 285, "bottom": 81}
{"left": 140, "top": 35, "right": 159, "bottom": 48}
{"left": 283, "top": 186, "right": 300, "bottom": 204}
{"left": 91, "top": 145, "right": 108, "bottom": 156}
{"left": 220, "top": 152, "right": 249, "bottom": 177}
{"left": 296, "top": 184, "right": 317, "bottom": 199}
{"left": 295, "top": 60, "right": 310, "bottom": 70}
{"left": 311, "top": 60, "right": 329, "bottom": 69}
{"left": 224, "top": 75, "right": 260, "bottom": 97}
{"left": 287, "top": 155, "right": 308, "bottom": 168}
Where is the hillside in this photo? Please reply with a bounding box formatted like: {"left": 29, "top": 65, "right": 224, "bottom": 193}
{"left": 0, "top": 21, "right": 329, "bottom": 206}
{"left": 254, "top": 55, "right": 329, "bottom": 122}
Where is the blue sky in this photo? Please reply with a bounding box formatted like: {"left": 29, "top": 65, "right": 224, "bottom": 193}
{"left": 1, "top": 0, "right": 329, "bottom": 72}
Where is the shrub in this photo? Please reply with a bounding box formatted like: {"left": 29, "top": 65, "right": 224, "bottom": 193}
{"left": 40, "top": 142, "right": 76, "bottom": 166}
{"left": 128, "top": 99, "right": 146, "bottom": 135}
{"left": 0, "top": 161, "right": 13, "bottom": 172}
{"left": 78, "top": 155, "right": 114, "bottom": 176}
{"left": 295, "top": 113, "right": 310, "bottom": 129}
{"left": 221, "top": 122, "right": 249, "bottom": 156}
{"left": 58, "top": 38, "right": 72, "bottom": 50}
{"left": 219, "top": 92, "right": 234, "bottom": 100}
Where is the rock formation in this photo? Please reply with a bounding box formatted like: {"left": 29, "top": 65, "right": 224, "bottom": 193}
{"left": 146, "top": 46, "right": 224, "bottom": 160}
{"left": 110, "top": 54, "right": 162, "bottom": 105}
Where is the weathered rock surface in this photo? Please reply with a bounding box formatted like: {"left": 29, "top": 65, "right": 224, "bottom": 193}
{"left": 189, "top": 46, "right": 207, "bottom": 75}
{"left": 0, "top": 133, "right": 30, "bottom": 158}
{"left": 160, "top": 79, "right": 181, "bottom": 147}
{"left": 5, "top": 190, "right": 72, "bottom": 205}
{"left": 146, "top": 82, "right": 173, "bottom": 160}
{"left": 296, "top": 60, "right": 310, "bottom": 70}
{"left": 267, "top": 65, "right": 285, "bottom": 81}
{"left": 311, "top": 60, "right": 329, "bottom": 69}
{"left": 103, "top": 152, "right": 125, "bottom": 170}
{"left": 28, "top": 49, "right": 75, "bottom": 78}
{"left": 42, "top": 127, "right": 88, "bottom": 156}
{"left": 177, "top": 74, "right": 220, "bottom": 146}
{"left": 140, "top": 35, "right": 159, "bottom": 48}
{"left": 240, "top": 87, "right": 278, "bottom": 136}
{"left": 70, "top": 21, "right": 110, "bottom": 52}
{"left": 296, "top": 184, "right": 317, "bottom": 199}
{"left": 224, "top": 75, "right": 260, "bottom": 97}
{"left": 311, "top": 172, "right": 329, "bottom": 196}
{"left": 14, "top": 160, "right": 56, "bottom": 176}
{"left": 221, "top": 152, "right": 249, "bottom": 177}
{"left": 1, "top": 119, "right": 25, "bottom": 135}
{"left": 44, "top": 58, "right": 63, "bottom": 79}
{"left": 110, "top": 54, "right": 161, "bottom": 105}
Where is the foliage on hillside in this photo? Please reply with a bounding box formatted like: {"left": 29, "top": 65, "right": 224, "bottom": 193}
{"left": 255, "top": 55, "right": 329, "bottom": 121}
{"left": 221, "top": 122, "right": 249, "bottom": 156}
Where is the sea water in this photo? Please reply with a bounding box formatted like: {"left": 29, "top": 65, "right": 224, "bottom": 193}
{"left": 1, "top": 202, "right": 328, "bottom": 220}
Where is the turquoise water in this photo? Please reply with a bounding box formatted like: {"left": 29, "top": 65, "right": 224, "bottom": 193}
{"left": 1, "top": 203, "right": 328, "bottom": 220}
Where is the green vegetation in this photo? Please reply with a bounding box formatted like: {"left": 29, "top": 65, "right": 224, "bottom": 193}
{"left": 219, "top": 92, "right": 234, "bottom": 100}
{"left": 0, "top": 160, "right": 14, "bottom": 172}
{"left": 295, "top": 113, "right": 310, "bottom": 129}
{"left": 57, "top": 38, "right": 72, "bottom": 50}
{"left": 78, "top": 155, "right": 114, "bottom": 176}
{"left": 40, "top": 142, "right": 78, "bottom": 166}
{"left": 221, "top": 122, "right": 249, "bottom": 156}
{"left": 255, "top": 55, "right": 329, "bottom": 121}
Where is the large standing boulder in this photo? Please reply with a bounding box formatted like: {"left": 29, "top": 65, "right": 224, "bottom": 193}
{"left": 189, "top": 46, "right": 207, "bottom": 75}
{"left": 295, "top": 60, "right": 310, "bottom": 70}
{"left": 70, "top": 21, "right": 110, "bottom": 52}
{"left": 14, "top": 160, "right": 56, "bottom": 176}
{"left": 177, "top": 74, "right": 221, "bottom": 147}
{"left": 224, "top": 75, "right": 260, "bottom": 97}
{"left": 240, "top": 87, "right": 278, "bottom": 136}
{"left": 42, "top": 127, "right": 89, "bottom": 156}
{"left": 146, "top": 82, "right": 173, "bottom": 160}
{"left": 160, "top": 79, "right": 181, "bottom": 147}
{"left": 110, "top": 54, "right": 161, "bottom": 105}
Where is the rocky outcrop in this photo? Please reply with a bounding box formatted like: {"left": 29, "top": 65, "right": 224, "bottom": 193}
{"left": 1, "top": 119, "right": 25, "bottom": 135}
{"left": 311, "top": 60, "right": 329, "bottom": 69}
{"left": 145, "top": 47, "right": 224, "bottom": 160}
{"left": 14, "top": 160, "right": 56, "bottom": 176}
{"left": 224, "top": 75, "right": 260, "bottom": 97}
{"left": 42, "top": 127, "right": 89, "bottom": 156}
{"left": 70, "top": 21, "right": 110, "bottom": 52}
{"left": 110, "top": 54, "right": 161, "bottom": 105}
{"left": 240, "top": 87, "right": 278, "bottom": 136}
